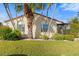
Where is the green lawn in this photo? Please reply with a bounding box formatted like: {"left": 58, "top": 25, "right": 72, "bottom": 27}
{"left": 0, "top": 40, "right": 79, "bottom": 56}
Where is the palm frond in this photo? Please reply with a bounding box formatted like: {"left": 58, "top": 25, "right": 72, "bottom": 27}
{"left": 15, "top": 3, "right": 23, "bottom": 13}
{"left": 28, "top": 3, "right": 35, "bottom": 13}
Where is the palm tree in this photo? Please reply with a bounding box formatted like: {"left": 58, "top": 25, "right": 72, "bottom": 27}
{"left": 3, "top": 3, "right": 15, "bottom": 29}
{"left": 14, "top": 4, "right": 18, "bottom": 17}
{"left": 42, "top": 4, "right": 53, "bottom": 35}
{"left": 15, "top": 3, "right": 52, "bottom": 39}
{"left": 24, "top": 3, "right": 34, "bottom": 38}
{"left": 47, "top": 4, "right": 57, "bottom": 33}
{"left": 42, "top": 3, "right": 56, "bottom": 35}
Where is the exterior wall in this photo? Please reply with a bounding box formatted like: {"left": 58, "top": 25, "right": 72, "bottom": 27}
{"left": 5, "top": 14, "right": 63, "bottom": 38}
{"left": 33, "top": 14, "right": 59, "bottom": 38}
{"left": 22, "top": 16, "right": 28, "bottom": 35}
{"left": 5, "top": 16, "right": 28, "bottom": 35}
{"left": 6, "top": 21, "right": 14, "bottom": 30}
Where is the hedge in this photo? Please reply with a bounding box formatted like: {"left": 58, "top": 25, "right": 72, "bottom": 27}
{"left": 53, "top": 34, "right": 75, "bottom": 41}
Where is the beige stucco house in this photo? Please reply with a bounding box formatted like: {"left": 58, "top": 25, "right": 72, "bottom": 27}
{"left": 4, "top": 13, "right": 67, "bottom": 38}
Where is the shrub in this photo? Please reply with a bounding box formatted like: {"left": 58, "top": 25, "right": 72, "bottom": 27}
{"left": 64, "top": 35, "right": 75, "bottom": 41}
{"left": 53, "top": 33, "right": 75, "bottom": 41}
{"left": 40, "top": 34, "right": 48, "bottom": 40}
{"left": 68, "top": 18, "right": 79, "bottom": 38}
{"left": 13, "top": 30, "right": 21, "bottom": 37}
{"left": 5, "top": 30, "right": 21, "bottom": 40}
{"left": 0, "top": 26, "right": 12, "bottom": 40}
{"left": 53, "top": 33, "right": 64, "bottom": 40}
{"left": 0, "top": 26, "right": 21, "bottom": 40}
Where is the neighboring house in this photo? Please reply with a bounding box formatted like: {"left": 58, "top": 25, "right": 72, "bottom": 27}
{"left": 4, "top": 13, "right": 68, "bottom": 38}
{"left": 57, "top": 23, "right": 69, "bottom": 34}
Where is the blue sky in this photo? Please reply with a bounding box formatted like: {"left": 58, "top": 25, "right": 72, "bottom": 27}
{"left": 0, "top": 3, "right": 78, "bottom": 23}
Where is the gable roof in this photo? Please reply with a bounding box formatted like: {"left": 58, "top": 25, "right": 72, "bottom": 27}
{"left": 34, "top": 13, "right": 64, "bottom": 23}
{"left": 4, "top": 13, "right": 64, "bottom": 23}
{"left": 4, "top": 15, "right": 24, "bottom": 22}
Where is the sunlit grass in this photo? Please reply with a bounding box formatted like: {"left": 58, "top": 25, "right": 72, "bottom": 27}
{"left": 0, "top": 40, "right": 79, "bottom": 56}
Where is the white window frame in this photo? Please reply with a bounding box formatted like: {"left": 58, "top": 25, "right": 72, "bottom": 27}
{"left": 41, "top": 23, "right": 48, "bottom": 32}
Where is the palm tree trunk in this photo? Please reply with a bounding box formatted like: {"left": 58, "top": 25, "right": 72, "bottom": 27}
{"left": 14, "top": 4, "right": 18, "bottom": 18}
{"left": 44, "top": 5, "right": 50, "bottom": 35}
{"left": 24, "top": 3, "right": 34, "bottom": 39}
{"left": 47, "top": 4, "right": 57, "bottom": 32}
{"left": 14, "top": 4, "right": 18, "bottom": 30}
{"left": 45, "top": 4, "right": 57, "bottom": 38}
{"left": 3, "top": 3, "right": 15, "bottom": 30}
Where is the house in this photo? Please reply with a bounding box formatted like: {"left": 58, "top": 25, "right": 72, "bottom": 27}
{"left": 4, "top": 13, "right": 68, "bottom": 38}
{"left": 57, "top": 23, "right": 69, "bottom": 34}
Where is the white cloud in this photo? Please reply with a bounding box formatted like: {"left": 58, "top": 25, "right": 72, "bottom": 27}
{"left": 60, "top": 3, "right": 79, "bottom": 12}
{"left": 60, "top": 3, "right": 68, "bottom": 8}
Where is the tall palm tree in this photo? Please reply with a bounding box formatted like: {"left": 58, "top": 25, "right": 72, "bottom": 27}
{"left": 15, "top": 3, "right": 52, "bottom": 39}
{"left": 3, "top": 3, "right": 15, "bottom": 29}
{"left": 14, "top": 4, "right": 18, "bottom": 17}
{"left": 47, "top": 3, "right": 57, "bottom": 33}
{"left": 24, "top": 3, "right": 34, "bottom": 38}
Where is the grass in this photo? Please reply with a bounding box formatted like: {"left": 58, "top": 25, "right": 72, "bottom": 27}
{"left": 0, "top": 40, "right": 79, "bottom": 56}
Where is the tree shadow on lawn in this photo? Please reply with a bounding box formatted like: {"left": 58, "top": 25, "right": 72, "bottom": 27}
{"left": 5, "top": 38, "right": 26, "bottom": 41}
{"left": 8, "top": 54, "right": 28, "bottom": 56}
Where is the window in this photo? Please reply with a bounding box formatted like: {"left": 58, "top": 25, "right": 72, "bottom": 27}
{"left": 41, "top": 23, "right": 48, "bottom": 32}
{"left": 18, "top": 24, "right": 25, "bottom": 32}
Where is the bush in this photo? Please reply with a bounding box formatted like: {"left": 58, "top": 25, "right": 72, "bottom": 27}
{"left": 68, "top": 18, "right": 79, "bottom": 38}
{"left": 40, "top": 34, "right": 48, "bottom": 40}
{"left": 64, "top": 35, "right": 75, "bottom": 41}
{"left": 53, "top": 33, "right": 75, "bottom": 41}
{"left": 13, "top": 30, "right": 21, "bottom": 37}
{"left": 0, "top": 26, "right": 12, "bottom": 40}
{"left": 53, "top": 34, "right": 64, "bottom": 40}
{"left": 0, "top": 26, "right": 21, "bottom": 40}
{"left": 5, "top": 30, "right": 21, "bottom": 40}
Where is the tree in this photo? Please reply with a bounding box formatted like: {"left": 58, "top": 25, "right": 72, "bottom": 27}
{"left": 47, "top": 4, "right": 57, "bottom": 34}
{"left": 69, "top": 17, "right": 79, "bottom": 38}
{"left": 24, "top": 3, "right": 34, "bottom": 38}
{"left": 3, "top": 3, "right": 15, "bottom": 30}
{"left": 15, "top": 3, "right": 52, "bottom": 39}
